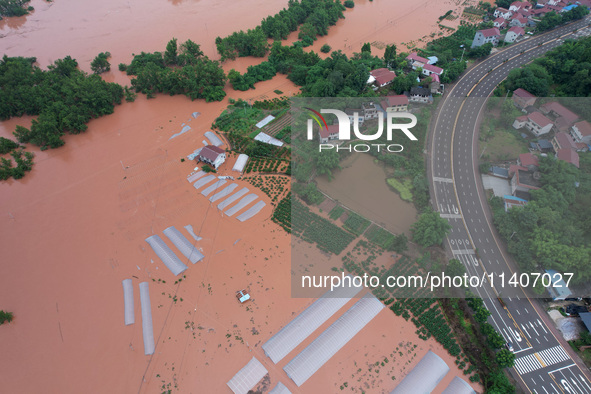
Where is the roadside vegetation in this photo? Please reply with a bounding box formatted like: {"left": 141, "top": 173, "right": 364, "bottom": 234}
{"left": 490, "top": 156, "right": 591, "bottom": 284}
{"left": 496, "top": 36, "right": 591, "bottom": 98}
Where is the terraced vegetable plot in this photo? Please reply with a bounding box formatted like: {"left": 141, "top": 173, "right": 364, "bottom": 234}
{"left": 244, "top": 157, "right": 290, "bottom": 174}
{"left": 292, "top": 199, "right": 355, "bottom": 254}
{"left": 364, "top": 225, "right": 397, "bottom": 249}
{"left": 329, "top": 205, "right": 345, "bottom": 221}
{"left": 262, "top": 112, "right": 292, "bottom": 137}
{"left": 272, "top": 192, "right": 291, "bottom": 233}
{"left": 343, "top": 212, "right": 371, "bottom": 235}
{"left": 242, "top": 175, "right": 290, "bottom": 203}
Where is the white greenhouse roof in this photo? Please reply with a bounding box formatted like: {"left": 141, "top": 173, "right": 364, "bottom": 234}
{"left": 256, "top": 115, "right": 275, "bottom": 128}
{"left": 262, "top": 278, "right": 363, "bottom": 364}
{"left": 217, "top": 187, "right": 249, "bottom": 211}
{"left": 283, "top": 293, "right": 384, "bottom": 386}
{"left": 254, "top": 132, "right": 284, "bottom": 147}
{"left": 224, "top": 194, "right": 258, "bottom": 217}
{"left": 390, "top": 351, "right": 450, "bottom": 394}
{"left": 269, "top": 382, "right": 291, "bottom": 394}
{"left": 442, "top": 377, "right": 476, "bottom": 394}
{"left": 227, "top": 357, "right": 268, "bottom": 394}
{"left": 204, "top": 131, "right": 223, "bottom": 147}
{"left": 122, "top": 279, "right": 134, "bottom": 326}
{"left": 145, "top": 235, "right": 188, "bottom": 276}
{"left": 139, "top": 282, "right": 155, "bottom": 355}
{"left": 233, "top": 154, "right": 249, "bottom": 172}
{"left": 162, "top": 226, "right": 204, "bottom": 264}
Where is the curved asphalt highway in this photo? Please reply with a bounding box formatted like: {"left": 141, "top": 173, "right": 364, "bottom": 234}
{"left": 429, "top": 16, "right": 591, "bottom": 394}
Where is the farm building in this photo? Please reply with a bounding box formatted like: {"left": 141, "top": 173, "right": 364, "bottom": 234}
{"left": 197, "top": 145, "right": 226, "bottom": 169}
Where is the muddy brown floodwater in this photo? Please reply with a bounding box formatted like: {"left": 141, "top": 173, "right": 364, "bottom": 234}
{"left": 1, "top": 0, "right": 481, "bottom": 392}
{"left": 316, "top": 153, "right": 417, "bottom": 235}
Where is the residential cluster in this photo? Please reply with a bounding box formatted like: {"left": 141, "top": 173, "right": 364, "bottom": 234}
{"left": 488, "top": 88, "right": 590, "bottom": 212}
{"left": 473, "top": 0, "right": 590, "bottom": 47}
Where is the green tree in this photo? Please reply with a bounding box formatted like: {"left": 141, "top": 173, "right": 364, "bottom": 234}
{"left": 361, "top": 42, "right": 371, "bottom": 53}
{"left": 0, "top": 310, "right": 13, "bottom": 324}
{"left": 315, "top": 148, "right": 340, "bottom": 180}
{"left": 495, "top": 349, "right": 515, "bottom": 368}
{"left": 538, "top": 11, "right": 563, "bottom": 32}
{"left": 320, "top": 44, "right": 332, "bottom": 53}
{"left": 164, "top": 38, "right": 178, "bottom": 65}
{"left": 411, "top": 209, "right": 451, "bottom": 247}
{"left": 446, "top": 259, "right": 465, "bottom": 278}
{"left": 0, "top": 136, "right": 19, "bottom": 154}
{"left": 344, "top": 0, "right": 354, "bottom": 8}
{"left": 90, "top": 52, "right": 111, "bottom": 74}
{"left": 469, "top": 43, "right": 493, "bottom": 58}
{"left": 383, "top": 44, "right": 397, "bottom": 68}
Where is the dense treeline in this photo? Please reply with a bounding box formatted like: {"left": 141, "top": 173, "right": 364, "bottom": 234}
{"left": 537, "top": 6, "right": 589, "bottom": 32}
{"left": 0, "top": 0, "right": 32, "bottom": 18}
{"left": 491, "top": 157, "right": 591, "bottom": 284}
{"left": 0, "top": 55, "right": 123, "bottom": 149}
{"left": 497, "top": 36, "right": 591, "bottom": 97}
{"left": 268, "top": 42, "right": 382, "bottom": 96}
{"left": 215, "top": 0, "right": 345, "bottom": 60}
{"left": 123, "top": 39, "right": 227, "bottom": 102}
{"left": 228, "top": 61, "right": 277, "bottom": 91}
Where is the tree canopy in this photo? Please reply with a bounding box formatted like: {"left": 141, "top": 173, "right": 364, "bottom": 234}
{"left": 124, "top": 39, "right": 227, "bottom": 102}
{"left": 411, "top": 209, "right": 451, "bottom": 247}
{"left": 216, "top": 0, "right": 345, "bottom": 60}
{"left": 0, "top": 55, "right": 123, "bottom": 150}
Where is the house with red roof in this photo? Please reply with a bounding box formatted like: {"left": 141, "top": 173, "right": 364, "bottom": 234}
{"left": 422, "top": 63, "right": 444, "bottom": 77}
{"left": 509, "top": 14, "right": 528, "bottom": 27}
{"left": 511, "top": 168, "right": 541, "bottom": 196}
{"left": 513, "top": 111, "right": 553, "bottom": 136}
{"left": 406, "top": 52, "right": 429, "bottom": 70}
{"left": 381, "top": 95, "right": 409, "bottom": 113}
{"left": 197, "top": 145, "right": 226, "bottom": 169}
{"left": 493, "top": 17, "right": 508, "bottom": 28}
{"left": 505, "top": 26, "right": 526, "bottom": 42}
{"left": 552, "top": 131, "right": 576, "bottom": 152}
{"left": 570, "top": 120, "right": 591, "bottom": 145}
{"left": 540, "top": 102, "right": 578, "bottom": 131}
{"left": 319, "top": 124, "right": 339, "bottom": 144}
{"left": 510, "top": 1, "right": 532, "bottom": 12}
{"left": 494, "top": 7, "right": 513, "bottom": 19}
{"left": 556, "top": 148, "right": 580, "bottom": 168}
{"left": 512, "top": 88, "right": 536, "bottom": 109}
{"left": 471, "top": 28, "right": 501, "bottom": 48}
{"left": 369, "top": 68, "right": 396, "bottom": 89}
{"left": 518, "top": 153, "right": 539, "bottom": 170}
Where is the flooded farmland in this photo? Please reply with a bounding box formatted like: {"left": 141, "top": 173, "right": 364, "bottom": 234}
{"left": 316, "top": 153, "right": 417, "bottom": 235}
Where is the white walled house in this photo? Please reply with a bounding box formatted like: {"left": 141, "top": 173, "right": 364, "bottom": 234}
{"left": 198, "top": 145, "right": 226, "bottom": 169}
{"left": 570, "top": 120, "right": 591, "bottom": 145}
{"left": 471, "top": 28, "right": 501, "bottom": 48}
{"left": 505, "top": 26, "right": 525, "bottom": 43}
